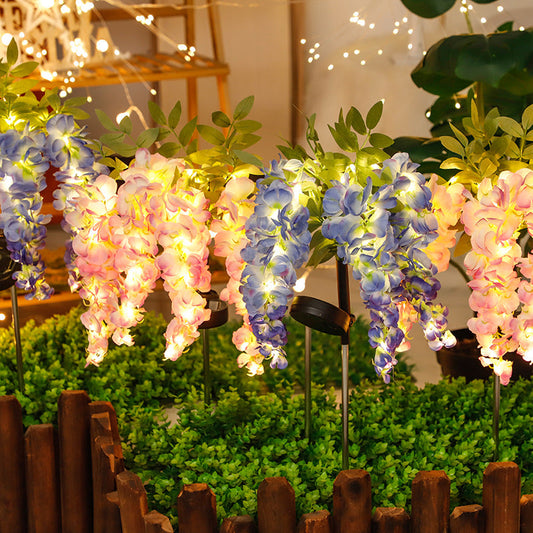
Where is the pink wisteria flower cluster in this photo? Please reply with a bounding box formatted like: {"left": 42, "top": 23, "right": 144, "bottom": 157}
{"left": 462, "top": 169, "right": 533, "bottom": 384}
{"left": 67, "top": 149, "right": 213, "bottom": 365}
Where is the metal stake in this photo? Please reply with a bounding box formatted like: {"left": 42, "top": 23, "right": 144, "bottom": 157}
{"left": 341, "top": 342, "right": 349, "bottom": 470}
{"left": 493, "top": 374, "right": 500, "bottom": 462}
{"left": 304, "top": 325, "right": 312, "bottom": 439}
{"left": 10, "top": 285, "right": 23, "bottom": 393}
{"left": 202, "top": 329, "right": 211, "bottom": 405}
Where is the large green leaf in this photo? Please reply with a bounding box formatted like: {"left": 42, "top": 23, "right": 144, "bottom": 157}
{"left": 411, "top": 31, "right": 533, "bottom": 97}
{"left": 411, "top": 36, "right": 474, "bottom": 96}
{"left": 401, "top": 0, "right": 455, "bottom": 18}
{"left": 455, "top": 31, "right": 533, "bottom": 87}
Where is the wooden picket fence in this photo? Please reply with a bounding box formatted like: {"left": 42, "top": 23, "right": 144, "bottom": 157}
{"left": 1, "top": 391, "right": 533, "bottom": 533}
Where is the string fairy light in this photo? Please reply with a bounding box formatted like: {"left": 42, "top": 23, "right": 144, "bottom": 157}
{"left": 300, "top": 0, "right": 525, "bottom": 74}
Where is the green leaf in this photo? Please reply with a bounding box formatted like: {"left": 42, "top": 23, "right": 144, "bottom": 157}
{"left": 100, "top": 132, "right": 126, "bottom": 146}
{"left": 158, "top": 142, "right": 181, "bottom": 158}
{"left": 168, "top": 101, "right": 182, "bottom": 130}
{"left": 328, "top": 125, "right": 351, "bottom": 152}
{"left": 307, "top": 239, "right": 337, "bottom": 267}
{"left": 369, "top": 133, "right": 393, "bottom": 149}
{"left": 148, "top": 101, "right": 167, "bottom": 126}
{"left": 10, "top": 61, "right": 38, "bottom": 78}
{"left": 136, "top": 127, "right": 160, "bottom": 148}
{"left": 233, "top": 96, "right": 254, "bottom": 120}
{"left": 6, "top": 38, "right": 18, "bottom": 66}
{"left": 440, "top": 136, "right": 465, "bottom": 156}
{"left": 522, "top": 145, "right": 533, "bottom": 159}
{"left": 346, "top": 106, "right": 366, "bottom": 135}
{"left": 212, "top": 111, "right": 231, "bottom": 128}
{"left": 234, "top": 119, "right": 262, "bottom": 134}
{"left": 179, "top": 117, "right": 197, "bottom": 146}
{"left": 400, "top": 0, "right": 455, "bottom": 18}
{"left": 197, "top": 124, "right": 226, "bottom": 146}
{"left": 522, "top": 105, "right": 533, "bottom": 131}
{"left": 233, "top": 149, "right": 262, "bottom": 167}
{"left": 496, "top": 116, "right": 523, "bottom": 138}
{"left": 96, "top": 109, "right": 119, "bottom": 132}
{"left": 7, "top": 78, "right": 38, "bottom": 94}
{"left": 116, "top": 115, "right": 131, "bottom": 135}
{"left": 232, "top": 133, "right": 261, "bottom": 149}
{"left": 366, "top": 101, "right": 383, "bottom": 130}
{"left": 449, "top": 123, "right": 469, "bottom": 147}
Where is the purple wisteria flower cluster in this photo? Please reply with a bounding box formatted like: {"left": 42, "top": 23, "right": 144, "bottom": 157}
{"left": 0, "top": 115, "right": 97, "bottom": 299}
{"left": 322, "top": 152, "right": 456, "bottom": 382}
{"left": 240, "top": 160, "right": 312, "bottom": 371}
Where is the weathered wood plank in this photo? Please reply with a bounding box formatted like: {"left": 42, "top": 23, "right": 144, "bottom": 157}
{"left": 89, "top": 401, "right": 121, "bottom": 444}
{"left": 116, "top": 470, "right": 148, "bottom": 533}
{"left": 411, "top": 471, "right": 450, "bottom": 533}
{"left": 220, "top": 515, "right": 257, "bottom": 533}
{"left": 297, "top": 510, "right": 332, "bottom": 533}
{"left": 333, "top": 470, "right": 371, "bottom": 533}
{"left": 91, "top": 433, "right": 123, "bottom": 533}
{"left": 450, "top": 504, "right": 484, "bottom": 533}
{"left": 0, "top": 395, "right": 27, "bottom": 533}
{"left": 177, "top": 483, "right": 217, "bottom": 533}
{"left": 483, "top": 462, "right": 520, "bottom": 533}
{"left": 25, "top": 424, "right": 60, "bottom": 533}
{"left": 520, "top": 494, "right": 533, "bottom": 533}
{"left": 144, "top": 509, "right": 173, "bottom": 533}
{"left": 257, "top": 477, "right": 296, "bottom": 533}
{"left": 371, "top": 507, "right": 409, "bottom": 533}
{"left": 58, "top": 390, "right": 92, "bottom": 533}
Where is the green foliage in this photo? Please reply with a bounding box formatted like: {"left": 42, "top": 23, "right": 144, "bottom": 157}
{"left": 0, "top": 40, "right": 90, "bottom": 132}
{"left": 440, "top": 101, "right": 533, "bottom": 192}
{"left": 401, "top": 0, "right": 497, "bottom": 19}
{"left": 97, "top": 95, "right": 263, "bottom": 199}
{"left": 119, "top": 377, "right": 533, "bottom": 527}
{"left": 0, "top": 306, "right": 412, "bottom": 425}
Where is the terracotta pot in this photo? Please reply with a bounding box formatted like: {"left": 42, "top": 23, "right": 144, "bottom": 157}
{"left": 0, "top": 231, "right": 19, "bottom": 291}
{"left": 437, "top": 328, "right": 533, "bottom": 382}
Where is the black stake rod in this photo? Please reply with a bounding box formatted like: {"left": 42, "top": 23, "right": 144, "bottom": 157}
{"left": 10, "top": 286, "right": 23, "bottom": 393}
{"left": 493, "top": 374, "right": 500, "bottom": 462}
{"left": 336, "top": 260, "right": 351, "bottom": 470}
{"left": 304, "top": 325, "right": 312, "bottom": 439}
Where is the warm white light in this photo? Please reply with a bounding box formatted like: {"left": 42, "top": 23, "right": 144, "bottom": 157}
{"left": 309, "top": 48, "right": 315, "bottom": 53}
{"left": 59, "top": 90, "right": 67, "bottom": 97}
{"left": 0, "top": 313, "right": 6, "bottom": 321}
{"left": 314, "top": 42, "right": 320, "bottom": 48}
{"left": 96, "top": 39, "right": 109, "bottom": 52}
{"left": 308, "top": 57, "right": 313, "bottom": 63}
{"left": 300, "top": 38, "right": 306, "bottom": 44}
{"left": 314, "top": 53, "right": 320, "bottom": 59}
{"left": 369, "top": 23, "right": 375, "bottom": 29}
{"left": 39, "top": 0, "right": 55, "bottom": 9}
{"left": 426, "top": 111, "right": 431, "bottom": 118}
{"left": 455, "top": 102, "right": 461, "bottom": 109}
{"left": 520, "top": 26, "right": 525, "bottom": 31}
{"left": 361, "top": 59, "right": 366, "bottom": 65}
{"left": 408, "top": 43, "right": 413, "bottom": 50}
{"left": 114, "top": 49, "right": 120, "bottom": 56}
{"left": 408, "top": 28, "right": 414, "bottom": 34}
{"left": 402, "top": 17, "right": 408, "bottom": 23}
{"left": 328, "top": 64, "right": 334, "bottom": 70}
{"left": 393, "top": 28, "right": 399, "bottom": 34}
{"left": 150, "top": 88, "right": 157, "bottom": 95}
{"left": 87, "top": 96, "right": 93, "bottom": 103}
{"left": 497, "top": 5, "right": 503, "bottom": 12}
{"left": 343, "top": 52, "right": 349, "bottom": 58}
{"left": 394, "top": 21, "right": 400, "bottom": 27}
{"left": 480, "top": 17, "right": 487, "bottom": 23}
{"left": 354, "top": 49, "right": 360, "bottom": 55}
{"left": 1, "top": 33, "right": 13, "bottom": 46}
{"left": 116, "top": 110, "right": 131, "bottom": 123}
{"left": 377, "top": 49, "right": 383, "bottom": 55}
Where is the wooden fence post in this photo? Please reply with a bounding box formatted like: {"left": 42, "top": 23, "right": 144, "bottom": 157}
{"left": 371, "top": 508, "right": 409, "bottom": 533}
{"left": 483, "top": 462, "right": 520, "bottom": 533}
{"left": 91, "top": 433, "right": 123, "bottom": 533}
{"left": 116, "top": 470, "right": 149, "bottom": 533}
{"left": 450, "top": 504, "right": 484, "bottom": 533}
{"left": 333, "top": 470, "right": 371, "bottom": 533}
{"left": 144, "top": 510, "right": 174, "bottom": 533}
{"left": 520, "top": 495, "right": 533, "bottom": 533}
{"left": 220, "top": 515, "right": 257, "bottom": 533}
{"left": 177, "top": 483, "right": 217, "bottom": 533}
{"left": 58, "top": 390, "right": 92, "bottom": 533}
{"left": 0, "top": 395, "right": 27, "bottom": 533}
{"left": 257, "top": 477, "right": 296, "bottom": 533}
{"left": 89, "top": 401, "right": 121, "bottom": 444}
{"left": 297, "top": 510, "right": 332, "bottom": 533}
{"left": 25, "top": 424, "right": 61, "bottom": 533}
{"left": 411, "top": 471, "right": 450, "bottom": 533}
